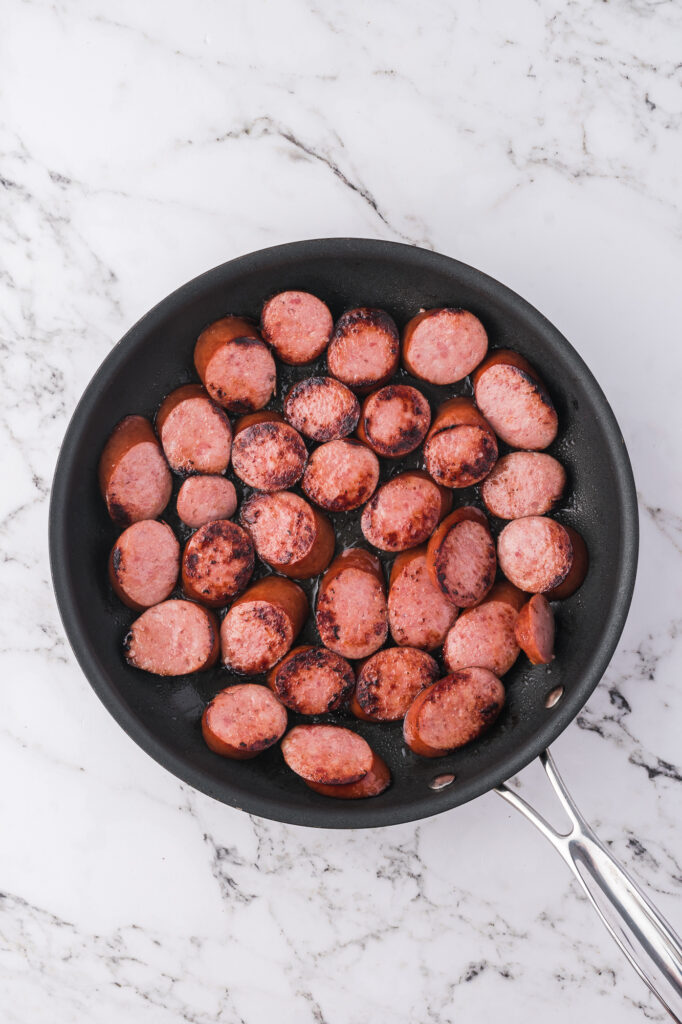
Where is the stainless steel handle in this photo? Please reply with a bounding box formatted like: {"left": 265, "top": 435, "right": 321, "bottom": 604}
{"left": 496, "top": 750, "right": 682, "bottom": 1022}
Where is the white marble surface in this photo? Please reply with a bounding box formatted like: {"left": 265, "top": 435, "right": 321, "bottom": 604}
{"left": 1, "top": 1, "right": 681, "bottom": 1020}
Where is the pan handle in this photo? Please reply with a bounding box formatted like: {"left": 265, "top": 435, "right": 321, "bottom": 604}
{"left": 496, "top": 750, "right": 682, "bottom": 1022}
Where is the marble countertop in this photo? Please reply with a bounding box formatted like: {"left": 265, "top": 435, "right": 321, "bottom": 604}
{"left": 2, "top": 1, "right": 681, "bottom": 1021}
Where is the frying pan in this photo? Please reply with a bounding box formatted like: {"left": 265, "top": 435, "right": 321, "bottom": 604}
{"left": 49, "top": 238, "right": 682, "bottom": 1017}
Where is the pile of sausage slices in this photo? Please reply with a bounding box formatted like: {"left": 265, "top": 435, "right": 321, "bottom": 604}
{"left": 99, "top": 293, "right": 587, "bottom": 800}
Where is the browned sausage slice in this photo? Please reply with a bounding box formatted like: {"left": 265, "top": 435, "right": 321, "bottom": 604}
{"left": 515, "top": 594, "right": 555, "bottom": 664}
{"left": 283, "top": 376, "right": 360, "bottom": 441}
{"left": 261, "top": 291, "right": 333, "bottom": 365}
{"left": 402, "top": 308, "right": 488, "bottom": 384}
{"left": 443, "top": 588, "right": 520, "bottom": 677}
{"left": 156, "top": 385, "right": 232, "bottom": 474}
{"left": 305, "top": 752, "right": 391, "bottom": 799}
{"left": 302, "top": 439, "right": 380, "bottom": 512}
{"left": 182, "top": 520, "right": 254, "bottom": 606}
{"left": 124, "top": 600, "right": 219, "bottom": 675}
{"left": 327, "top": 308, "right": 399, "bottom": 391}
{"left": 361, "top": 471, "right": 452, "bottom": 552}
{"left": 231, "top": 412, "right": 307, "bottom": 492}
{"left": 403, "top": 668, "right": 505, "bottom": 757}
{"left": 473, "top": 350, "right": 558, "bottom": 450}
{"left": 267, "top": 646, "right": 355, "bottom": 715}
{"left": 388, "top": 546, "right": 458, "bottom": 650}
{"left": 239, "top": 491, "right": 334, "bottom": 579}
{"left": 281, "top": 725, "right": 373, "bottom": 784}
{"left": 353, "top": 647, "right": 439, "bottom": 721}
{"left": 176, "top": 475, "right": 238, "bottom": 529}
{"left": 109, "top": 520, "right": 180, "bottom": 611}
{"left": 194, "top": 316, "right": 276, "bottom": 413}
{"left": 426, "top": 507, "right": 496, "bottom": 607}
{"left": 424, "top": 398, "right": 498, "bottom": 488}
{"left": 545, "top": 526, "right": 588, "bottom": 600}
{"left": 481, "top": 452, "right": 566, "bottom": 520}
{"left": 220, "top": 577, "right": 308, "bottom": 675}
{"left": 202, "top": 684, "right": 287, "bottom": 759}
{"left": 316, "top": 548, "right": 388, "bottom": 660}
{"left": 357, "top": 384, "right": 431, "bottom": 458}
{"left": 99, "top": 415, "right": 172, "bottom": 527}
{"left": 497, "top": 516, "right": 573, "bottom": 594}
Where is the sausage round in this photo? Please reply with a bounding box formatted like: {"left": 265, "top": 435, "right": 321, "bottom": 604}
{"left": 194, "top": 316, "right": 276, "bottom": 413}
{"left": 176, "top": 475, "right": 238, "bottom": 529}
{"left": 403, "top": 668, "right": 505, "bottom": 757}
{"left": 239, "top": 491, "right": 334, "bottom": 578}
{"left": 515, "top": 594, "right": 555, "bottom": 664}
{"left": 402, "top": 308, "right": 488, "bottom": 385}
{"left": 443, "top": 588, "right": 520, "bottom": 677}
{"left": 473, "top": 349, "right": 558, "bottom": 450}
{"left": 388, "top": 546, "right": 458, "bottom": 650}
{"left": 302, "top": 439, "right": 380, "bottom": 512}
{"left": 261, "top": 291, "right": 333, "bottom": 365}
{"left": 182, "top": 520, "right": 254, "bottom": 607}
{"left": 281, "top": 725, "right": 374, "bottom": 785}
{"left": 356, "top": 384, "right": 431, "bottom": 458}
{"left": 316, "top": 548, "right": 388, "bottom": 660}
{"left": 283, "top": 376, "right": 360, "bottom": 442}
{"left": 124, "top": 599, "right": 219, "bottom": 675}
{"left": 202, "top": 684, "right": 287, "bottom": 759}
{"left": 109, "top": 520, "right": 180, "bottom": 611}
{"left": 99, "top": 415, "right": 172, "bottom": 527}
{"left": 305, "top": 752, "right": 391, "bottom": 799}
{"left": 267, "top": 646, "right": 355, "bottom": 715}
{"left": 545, "top": 525, "right": 588, "bottom": 599}
{"left": 156, "top": 385, "right": 232, "bottom": 474}
{"left": 231, "top": 412, "right": 307, "bottom": 492}
{"left": 481, "top": 452, "right": 566, "bottom": 520}
{"left": 220, "top": 577, "right": 308, "bottom": 675}
{"left": 497, "top": 516, "right": 573, "bottom": 594}
{"left": 426, "top": 507, "right": 496, "bottom": 607}
{"left": 423, "top": 398, "right": 498, "bottom": 488}
{"left": 361, "top": 471, "right": 453, "bottom": 553}
{"left": 327, "top": 308, "right": 400, "bottom": 391}
{"left": 353, "top": 647, "right": 439, "bottom": 721}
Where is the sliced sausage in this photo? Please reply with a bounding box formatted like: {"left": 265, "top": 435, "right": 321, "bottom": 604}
{"left": 402, "top": 308, "right": 488, "bottom": 385}
{"left": 316, "top": 548, "right": 388, "bottom": 660}
{"left": 305, "top": 752, "right": 391, "bottom": 799}
{"left": 239, "top": 491, "right": 334, "bottom": 578}
{"left": 109, "top": 520, "right": 180, "bottom": 611}
{"left": 182, "top": 520, "right": 254, "bottom": 607}
{"left": 283, "top": 376, "right": 360, "bottom": 441}
{"left": 388, "top": 546, "right": 458, "bottom": 650}
{"left": 267, "top": 646, "right": 355, "bottom": 715}
{"left": 281, "top": 725, "right": 373, "bottom": 785}
{"left": 473, "top": 349, "right": 558, "bottom": 450}
{"left": 357, "top": 384, "right": 431, "bottom": 458}
{"left": 194, "top": 316, "right": 276, "bottom": 413}
{"left": 302, "top": 439, "right": 380, "bottom": 512}
{"left": 481, "top": 452, "right": 566, "bottom": 520}
{"left": 124, "top": 599, "right": 219, "bottom": 675}
{"left": 353, "top": 647, "right": 439, "bottom": 721}
{"left": 176, "top": 475, "right": 238, "bottom": 529}
{"left": 156, "top": 385, "right": 232, "bottom": 474}
{"left": 403, "top": 668, "right": 505, "bottom": 757}
{"left": 99, "top": 415, "right": 172, "bottom": 527}
{"left": 231, "top": 412, "right": 307, "bottom": 492}
{"left": 426, "top": 507, "right": 496, "bottom": 607}
{"left": 261, "top": 291, "right": 333, "bottom": 365}
{"left": 443, "top": 588, "right": 521, "bottom": 677}
{"left": 202, "top": 684, "right": 287, "bottom": 759}
{"left": 515, "top": 594, "right": 555, "bottom": 664}
{"left": 327, "top": 308, "right": 399, "bottom": 392}
{"left": 545, "top": 525, "right": 588, "bottom": 599}
{"left": 220, "top": 577, "right": 308, "bottom": 675}
{"left": 497, "top": 516, "right": 573, "bottom": 594}
{"left": 361, "top": 471, "right": 453, "bottom": 553}
{"left": 424, "top": 398, "right": 498, "bottom": 488}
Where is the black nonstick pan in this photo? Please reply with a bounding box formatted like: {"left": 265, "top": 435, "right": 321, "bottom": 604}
{"left": 49, "top": 238, "right": 682, "bottom": 1017}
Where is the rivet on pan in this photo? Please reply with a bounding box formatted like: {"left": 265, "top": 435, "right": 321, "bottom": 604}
{"left": 545, "top": 686, "right": 564, "bottom": 709}
{"left": 429, "top": 774, "right": 455, "bottom": 790}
